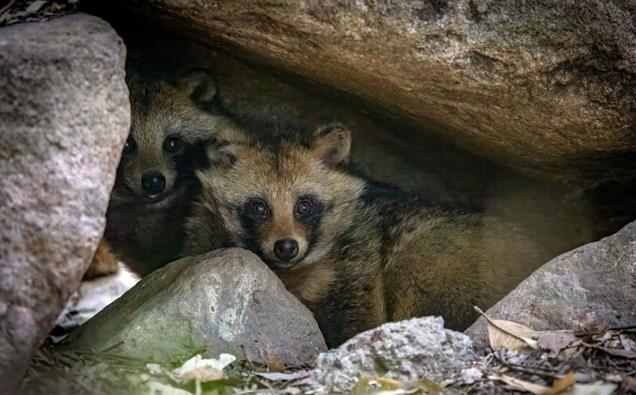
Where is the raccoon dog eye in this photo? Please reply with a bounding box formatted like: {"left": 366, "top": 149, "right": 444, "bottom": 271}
{"left": 295, "top": 199, "right": 313, "bottom": 216}
{"left": 250, "top": 201, "right": 268, "bottom": 217}
{"left": 164, "top": 136, "right": 184, "bottom": 154}
{"left": 122, "top": 136, "right": 137, "bottom": 156}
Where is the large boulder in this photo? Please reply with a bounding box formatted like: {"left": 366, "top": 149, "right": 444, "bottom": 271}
{"left": 310, "top": 316, "right": 478, "bottom": 393}
{"left": 58, "top": 248, "right": 327, "bottom": 368}
{"left": 0, "top": 14, "right": 129, "bottom": 392}
{"left": 466, "top": 220, "right": 636, "bottom": 349}
{"left": 110, "top": 0, "right": 636, "bottom": 185}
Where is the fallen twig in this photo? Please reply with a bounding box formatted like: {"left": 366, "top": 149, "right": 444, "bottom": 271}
{"left": 0, "top": 0, "right": 15, "bottom": 16}
{"left": 574, "top": 324, "right": 636, "bottom": 337}
{"left": 493, "top": 350, "right": 562, "bottom": 379}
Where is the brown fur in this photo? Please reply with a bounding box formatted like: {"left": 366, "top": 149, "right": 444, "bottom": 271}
{"left": 83, "top": 239, "right": 119, "bottom": 280}
{"left": 105, "top": 64, "right": 245, "bottom": 276}
{"left": 186, "top": 125, "right": 548, "bottom": 347}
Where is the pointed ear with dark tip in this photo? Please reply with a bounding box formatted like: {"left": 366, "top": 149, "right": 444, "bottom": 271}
{"left": 175, "top": 69, "right": 218, "bottom": 106}
{"left": 204, "top": 138, "right": 237, "bottom": 170}
{"left": 311, "top": 123, "right": 352, "bottom": 167}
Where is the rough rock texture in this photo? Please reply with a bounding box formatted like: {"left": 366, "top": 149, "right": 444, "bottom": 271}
{"left": 59, "top": 248, "right": 327, "bottom": 368}
{"left": 0, "top": 14, "right": 129, "bottom": 392}
{"left": 466, "top": 220, "right": 636, "bottom": 349}
{"left": 112, "top": 0, "right": 636, "bottom": 185}
{"left": 310, "top": 316, "right": 477, "bottom": 393}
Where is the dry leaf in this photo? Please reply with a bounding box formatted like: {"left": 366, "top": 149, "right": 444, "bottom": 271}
{"left": 475, "top": 307, "right": 538, "bottom": 351}
{"left": 171, "top": 353, "right": 235, "bottom": 383}
{"left": 25, "top": 1, "right": 46, "bottom": 13}
{"left": 544, "top": 372, "right": 576, "bottom": 395}
{"left": 593, "top": 330, "right": 617, "bottom": 343}
{"left": 537, "top": 332, "right": 578, "bottom": 353}
{"left": 180, "top": 366, "right": 223, "bottom": 382}
{"left": 561, "top": 382, "right": 617, "bottom": 395}
{"left": 603, "top": 374, "right": 622, "bottom": 383}
{"left": 488, "top": 374, "right": 548, "bottom": 394}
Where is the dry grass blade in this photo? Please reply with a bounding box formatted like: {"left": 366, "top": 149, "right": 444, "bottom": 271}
{"left": 488, "top": 374, "right": 548, "bottom": 394}
{"left": 0, "top": 0, "right": 15, "bottom": 16}
{"left": 475, "top": 306, "right": 538, "bottom": 352}
{"left": 537, "top": 332, "right": 578, "bottom": 353}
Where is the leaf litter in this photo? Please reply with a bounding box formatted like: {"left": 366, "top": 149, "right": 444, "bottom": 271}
{"left": 20, "top": 303, "right": 636, "bottom": 395}
{"left": 457, "top": 307, "right": 636, "bottom": 394}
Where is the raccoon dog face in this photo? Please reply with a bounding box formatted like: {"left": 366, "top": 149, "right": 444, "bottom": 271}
{"left": 198, "top": 125, "right": 365, "bottom": 269}
{"left": 113, "top": 69, "right": 223, "bottom": 206}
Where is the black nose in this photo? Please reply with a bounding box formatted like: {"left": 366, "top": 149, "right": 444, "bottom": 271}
{"left": 141, "top": 171, "right": 166, "bottom": 197}
{"left": 274, "top": 238, "right": 299, "bottom": 262}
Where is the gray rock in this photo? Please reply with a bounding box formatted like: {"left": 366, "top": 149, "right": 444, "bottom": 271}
{"left": 113, "top": 0, "right": 635, "bottom": 185}
{"left": 0, "top": 14, "right": 129, "bottom": 392}
{"left": 59, "top": 248, "right": 327, "bottom": 368}
{"left": 310, "top": 316, "right": 477, "bottom": 393}
{"left": 466, "top": 220, "right": 636, "bottom": 349}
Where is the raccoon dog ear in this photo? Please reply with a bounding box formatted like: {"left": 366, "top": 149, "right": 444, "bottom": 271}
{"left": 175, "top": 69, "right": 218, "bottom": 106}
{"left": 204, "top": 138, "right": 237, "bottom": 170}
{"left": 311, "top": 123, "right": 352, "bottom": 167}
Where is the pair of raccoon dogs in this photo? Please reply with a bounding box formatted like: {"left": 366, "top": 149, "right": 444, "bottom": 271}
{"left": 186, "top": 124, "right": 545, "bottom": 347}
{"left": 103, "top": 60, "right": 542, "bottom": 347}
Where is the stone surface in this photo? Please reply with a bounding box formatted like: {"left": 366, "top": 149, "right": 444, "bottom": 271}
{"left": 112, "top": 0, "right": 636, "bottom": 185}
{"left": 0, "top": 14, "right": 129, "bottom": 392}
{"left": 59, "top": 248, "right": 327, "bottom": 368}
{"left": 310, "top": 316, "right": 477, "bottom": 393}
{"left": 466, "top": 220, "right": 636, "bottom": 349}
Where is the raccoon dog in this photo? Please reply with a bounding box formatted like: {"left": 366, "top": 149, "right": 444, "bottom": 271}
{"left": 186, "top": 125, "right": 545, "bottom": 347}
{"left": 104, "top": 64, "right": 244, "bottom": 276}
